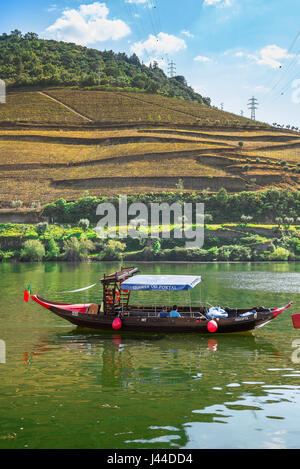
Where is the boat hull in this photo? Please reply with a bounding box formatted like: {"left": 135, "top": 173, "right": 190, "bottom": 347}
{"left": 43, "top": 304, "right": 274, "bottom": 334}
{"left": 31, "top": 295, "right": 292, "bottom": 334}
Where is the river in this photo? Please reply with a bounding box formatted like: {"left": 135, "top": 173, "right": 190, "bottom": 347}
{"left": 0, "top": 261, "right": 300, "bottom": 449}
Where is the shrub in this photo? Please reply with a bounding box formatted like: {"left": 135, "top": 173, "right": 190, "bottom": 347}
{"left": 0, "top": 250, "right": 15, "bottom": 262}
{"left": 268, "top": 247, "right": 290, "bottom": 261}
{"left": 204, "top": 213, "right": 213, "bottom": 223}
{"left": 152, "top": 239, "right": 161, "bottom": 255}
{"left": 30, "top": 201, "right": 41, "bottom": 208}
{"left": 20, "top": 239, "right": 45, "bottom": 261}
{"left": 101, "top": 239, "right": 126, "bottom": 260}
{"left": 78, "top": 218, "right": 90, "bottom": 231}
{"left": 241, "top": 215, "right": 253, "bottom": 225}
{"left": 216, "top": 187, "right": 228, "bottom": 205}
{"left": 218, "top": 245, "right": 251, "bottom": 261}
{"left": 176, "top": 178, "right": 184, "bottom": 191}
{"left": 62, "top": 236, "right": 94, "bottom": 261}
{"left": 46, "top": 238, "right": 60, "bottom": 260}
{"left": 35, "top": 222, "right": 49, "bottom": 236}
{"left": 11, "top": 200, "right": 23, "bottom": 209}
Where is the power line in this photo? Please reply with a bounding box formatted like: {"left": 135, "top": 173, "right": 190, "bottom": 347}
{"left": 123, "top": 1, "right": 152, "bottom": 63}
{"left": 273, "top": 69, "right": 300, "bottom": 101}
{"left": 265, "top": 47, "right": 300, "bottom": 98}
{"left": 259, "top": 30, "right": 300, "bottom": 103}
{"left": 146, "top": 0, "right": 159, "bottom": 38}
{"left": 123, "top": 0, "right": 168, "bottom": 73}
{"left": 151, "top": 0, "right": 163, "bottom": 34}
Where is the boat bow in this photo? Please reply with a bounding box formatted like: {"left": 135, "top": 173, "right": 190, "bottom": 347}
{"left": 271, "top": 301, "right": 293, "bottom": 319}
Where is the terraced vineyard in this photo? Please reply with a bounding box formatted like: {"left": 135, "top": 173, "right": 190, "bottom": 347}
{"left": 44, "top": 88, "right": 254, "bottom": 125}
{"left": 0, "top": 88, "right": 299, "bottom": 206}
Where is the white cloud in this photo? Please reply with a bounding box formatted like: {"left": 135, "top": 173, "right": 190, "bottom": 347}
{"left": 194, "top": 55, "right": 212, "bottom": 62}
{"left": 47, "top": 4, "right": 58, "bottom": 12}
{"left": 204, "top": 0, "right": 231, "bottom": 6}
{"left": 145, "top": 57, "right": 167, "bottom": 68}
{"left": 181, "top": 30, "right": 194, "bottom": 38}
{"left": 131, "top": 32, "right": 187, "bottom": 57}
{"left": 46, "top": 2, "right": 131, "bottom": 45}
{"left": 249, "top": 45, "right": 294, "bottom": 69}
{"left": 125, "top": 0, "right": 147, "bottom": 3}
{"left": 253, "top": 85, "right": 270, "bottom": 94}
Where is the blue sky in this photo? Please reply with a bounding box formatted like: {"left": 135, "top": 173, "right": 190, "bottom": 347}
{"left": 1, "top": 0, "right": 300, "bottom": 126}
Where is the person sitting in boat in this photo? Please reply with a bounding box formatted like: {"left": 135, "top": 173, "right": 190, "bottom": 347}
{"left": 169, "top": 305, "right": 181, "bottom": 318}
{"left": 159, "top": 307, "right": 169, "bottom": 318}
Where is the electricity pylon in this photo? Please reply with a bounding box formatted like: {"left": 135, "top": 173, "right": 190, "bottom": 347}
{"left": 248, "top": 97, "right": 259, "bottom": 120}
{"left": 168, "top": 60, "right": 176, "bottom": 78}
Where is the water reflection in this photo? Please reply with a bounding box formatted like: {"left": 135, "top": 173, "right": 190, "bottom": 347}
{"left": 23, "top": 329, "right": 292, "bottom": 400}
{"left": 1, "top": 261, "right": 300, "bottom": 449}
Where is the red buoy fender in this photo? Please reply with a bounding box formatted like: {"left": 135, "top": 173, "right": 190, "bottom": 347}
{"left": 207, "top": 320, "right": 218, "bottom": 333}
{"left": 112, "top": 318, "right": 122, "bottom": 330}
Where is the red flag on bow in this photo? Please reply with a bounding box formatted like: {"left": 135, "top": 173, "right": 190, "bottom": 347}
{"left": 24, "top": 285, "right": 31, "bottom": 303}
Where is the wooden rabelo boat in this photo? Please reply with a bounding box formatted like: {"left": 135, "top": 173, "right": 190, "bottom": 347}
{"left": 30, "top": 266, "right": 293, "bottom": 334}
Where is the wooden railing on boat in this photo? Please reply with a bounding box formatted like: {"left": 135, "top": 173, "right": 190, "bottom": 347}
{"left": 116, "top": 304, "right": 207, "bottom": 320}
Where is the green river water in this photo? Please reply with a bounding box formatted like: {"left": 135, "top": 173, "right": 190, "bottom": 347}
{"left": 0, "top": 261, "right": 300, "bottom": 449}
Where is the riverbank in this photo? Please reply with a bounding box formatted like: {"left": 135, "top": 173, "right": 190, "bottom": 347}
{"left": 0, "top": 221, "right": 299, "bottom": 262}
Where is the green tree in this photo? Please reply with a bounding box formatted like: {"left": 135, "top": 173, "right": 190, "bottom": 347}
{"left": 176, "top": 178, "right": 184, "bottom": 191}
{"left": 101, "top": 239, "right": 126, "bottom": 260}
{"left": 216, "top": 188, "right": 228, "bottom": 205}
{"left": 269, "top": 247, "right": 290, "bottom": 261}
{"left": 46, "top": 238, "right": 60, "bottom": 260}
{"left": 152, "top": 240, "right": 161, "bottom": 255}
{"left": 35, "top": 222, "right": 49, "bottom": 236}
{"left": 20, "top": 239, "right": 45, "bottom": 261}
{"left": 63, "top": 236, "right": 94, "bottom": 261}
{"left": 241, "top": 215, "right": 253, "bottom": 226}
{"left": 78, "top": 218, "right": 90, "bottom": 231}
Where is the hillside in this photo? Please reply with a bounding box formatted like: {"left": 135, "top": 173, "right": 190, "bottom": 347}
{"left": 0, "top": 87, "right": 299, "bottom": 206}
{"left": 0, "top": 31, "right": 209, "bottom": 104}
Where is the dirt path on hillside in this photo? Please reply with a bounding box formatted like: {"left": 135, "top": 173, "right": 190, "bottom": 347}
{"left": 37, "top": 91, "right": 93, "bottom": 122}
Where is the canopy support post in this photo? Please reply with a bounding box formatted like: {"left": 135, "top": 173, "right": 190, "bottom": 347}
{"left": 199, "top": 284, "right": 202, "bottom": 310}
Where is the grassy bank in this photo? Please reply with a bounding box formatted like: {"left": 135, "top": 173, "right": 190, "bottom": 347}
{"left": 1, "top": 220, "right": 299, "bottom": 263}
